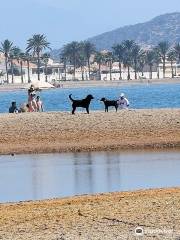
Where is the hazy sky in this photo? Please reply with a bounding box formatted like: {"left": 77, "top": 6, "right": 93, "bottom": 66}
{"left": 1, "top": 0, "right": 179, "bottom": 49}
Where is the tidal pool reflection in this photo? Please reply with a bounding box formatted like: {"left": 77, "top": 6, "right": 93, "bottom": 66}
{"left": 0, "top": 150, "right": 180, "bottom": 203}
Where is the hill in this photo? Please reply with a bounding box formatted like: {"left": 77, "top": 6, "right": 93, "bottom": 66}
{"left": 88, "top": 12, "right": 180, "bottom": 50}
{"left": 50, "top": 12, "right": 180, "bottom": 59}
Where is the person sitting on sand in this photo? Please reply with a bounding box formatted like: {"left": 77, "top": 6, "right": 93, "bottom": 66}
{"left": 118, "top": 93, "right": 129, "bottom": 109}
{"left": 28, "top": 84, "right": 37, "bottom": 112}
{"left": 9, "top": 101, "right": 18, "bottom": 113}
{"left": 19, "top": 103, "right": 30, "bottom": 113}
{"left": 36, "top": 96, "right": 44, "bottom": 112}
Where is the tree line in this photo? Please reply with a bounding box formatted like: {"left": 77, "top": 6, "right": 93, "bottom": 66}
{"left": 1, "top": 33, "right": 180, "bottom": 83}
{"left": 61, "top": 40, "right": 180, "bottom": 80}
{"left": 0, "top": 34, "right": 50, "bottom": 84}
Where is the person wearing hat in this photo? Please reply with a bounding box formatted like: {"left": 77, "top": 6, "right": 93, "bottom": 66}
{"left": 118, "top": 93, "right": 129, "bottom": 109}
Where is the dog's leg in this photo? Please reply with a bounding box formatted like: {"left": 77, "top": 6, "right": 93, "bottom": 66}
{"left": 86, "top": 107, "right": 89, "bottom": 114}
{"left": 72, "top": 105, "right": 76, "bottom": 114}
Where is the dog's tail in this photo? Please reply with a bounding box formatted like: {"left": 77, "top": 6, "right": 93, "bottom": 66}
{"left": 69, "top": 94, "right": 74, "bottom": 102}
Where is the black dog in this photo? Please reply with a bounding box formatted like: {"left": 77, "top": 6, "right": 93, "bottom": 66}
{"left": 100, "top": 97, "right": 118, "bottom": 112}
{"left": 69, "top": 94, "right": 94, "bottom": 114}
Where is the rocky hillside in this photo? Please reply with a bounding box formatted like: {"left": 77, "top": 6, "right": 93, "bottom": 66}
{"left": 51, "top": 12, "right": 180, "bottom": 59}
{"left": 88, "top": 12, "right": 180, "bottom": 50}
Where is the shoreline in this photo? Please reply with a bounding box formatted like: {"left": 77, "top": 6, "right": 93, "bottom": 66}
{"left": 0, "top": 187, "right": 180, "bottom": 239}
{"left": 0, "top": 78, "right": 180, "bottom": 91}
{"left": 0, "top": 109, "right": 180, "bottom": 155}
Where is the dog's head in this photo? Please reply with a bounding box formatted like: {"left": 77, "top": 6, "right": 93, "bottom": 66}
{"left": 86, "top": 94, "right": 94, "bottom": 100}
{"left": 100, "top": 97, "right": 106, "bottom": 102}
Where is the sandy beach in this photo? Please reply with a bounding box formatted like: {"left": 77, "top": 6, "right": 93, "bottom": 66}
{"left": 0, "top": 188, "right": 180, "bottom": 239}
{"left": 0, "top": 109, "right": 180, "bottom": 155}
{"left": 1, "top": 109, "right": 180, "bottom": 239}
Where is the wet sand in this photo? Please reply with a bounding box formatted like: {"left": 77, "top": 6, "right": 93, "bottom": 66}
{"left": 0, "top": 78, "right": 180, "bottom": 91}
{"left": 0, "top": 109, "right": 180, "bottom": 155}
{"left": 0, "top": 188, "right": 180, "bottom": 239}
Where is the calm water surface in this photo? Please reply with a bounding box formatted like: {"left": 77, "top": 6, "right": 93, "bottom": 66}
{"left": 0, "top": 83, "right": 180, "bottom": 113}
{"left": 0, "top": 150, "right": 180, "bottom": 203}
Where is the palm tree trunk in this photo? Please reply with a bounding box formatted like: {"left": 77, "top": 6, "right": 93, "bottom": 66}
{"left": 73, "top": 54, "right": 76, "bottom": 80}
{"left": 150, "top": 65, "right": 152, "bottom": 79}
{"left": 171, "top": 61, "right": 174, "bottom": 78}
{"left": 110, "top": 61, "right": 112, "bottom": 81}
{"left": 135, "top": 61, "right": 137, "bottom": 80}
{"left": 157, "top": 64, "right": 160, "bottom": 79}
{"left": 11, "top": 59, "right": 14, "bottom": 84}
{"left": 20, "top": 61, "right": 23, "bottom": 83}
{"left": 27, "top": 60, "right": 31, "bottom": 83}
{"left": 81, "top": 65, "right": 84, "bottom": 80}
{"left": 37, "top": 51, "right": 40, "bottom": 81}
{"left": 119, "top": 61, "right": 122, "bottom": 80}
{"left": 45, "top": 64, "right": 48, "bottom": 82}
{"left": 98, "top": 63, "right": 101, "bottom": 80}
{"left": 163, "top": 57, "right": 166, "bottom": 78}
{"left": 127, "top": 66, "right": 130, "bottom": 80}
{"left": 64, "top": 61, "right": 67, "bottom": 81}
{"left": 88, "top": 58, "right": 91, "bottom": 80}
{"left": 5, "top": 56, "right": 9, "bottom": 84}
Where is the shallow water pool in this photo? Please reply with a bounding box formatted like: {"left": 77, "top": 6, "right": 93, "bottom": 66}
{"left": 0, "top": 150, "right": 180, "bottom": 203}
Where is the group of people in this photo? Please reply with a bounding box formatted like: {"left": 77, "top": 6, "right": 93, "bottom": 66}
{"left": 9, "top": 85, "right": 44, "bottom": 113}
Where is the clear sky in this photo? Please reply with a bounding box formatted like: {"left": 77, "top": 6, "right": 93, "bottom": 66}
{"left": 1, "top": 0, "right": 179, "bottom": 50}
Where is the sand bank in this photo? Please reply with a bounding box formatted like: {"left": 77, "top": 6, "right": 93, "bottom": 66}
{"left": 0, "top": 109, "right": 180, "bottom": 155}
{"left": 0, "top": 78, "right": 180, "bottom": 91}
{"left": 0, "top": 188, "right": 180, "bottom": 239}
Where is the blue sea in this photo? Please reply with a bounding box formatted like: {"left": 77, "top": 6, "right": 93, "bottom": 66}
{"left": 0, "top": 83, "right": 180, "bottom": 113}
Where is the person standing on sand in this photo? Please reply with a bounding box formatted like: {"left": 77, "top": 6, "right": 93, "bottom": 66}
{"left": 118, "top": 93, "right": 129, "bottom": 109}
{"left": 36, "top": 96, "right": 44, "bottom": 112}
{"left": 28, "top": 84, "right": 37, "bottom": 112}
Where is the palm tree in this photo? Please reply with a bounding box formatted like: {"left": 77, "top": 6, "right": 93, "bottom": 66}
{"left": 137, "top": 50, "right": 146, "bottom": 77}
{"left": 82, "top": 41, "right": 96, "bottom": 80}
{"left": 112, "top": 44, "right": 125, "bottom": 80}
{"left": 104, "top": 51, "right": 114, "bottom": 81}
{"left": 167, "top": 50, "right": 177, "bottom": 78}
{"left": 156, "top": 41, "right": 169, "bottom": 78}
{"left": 24, "top": 52, "right": 32, "bottom": 83}
{"left": 174, "top": 43, "right": 180, "bottom": 63}
{"left": 0, "top": 40, "right": 14, "bottom": 84}
{"left": 146, "top": 50, "right": 155, "bottom": 79}
{"left": 10, "top": 47, "right": 22, "bottom": 83}
{"left": 60, "top": 52, "right": 67, "bottom": 81}
{"left": 94, "top": 52, "right": 104, "bottom": 80}
{"left": 122, "top": 40, "right": 135, "bottom": 80}
{"left": 26, "top": 34, "right": 50, "bottom": 81}
{"left": 42, "top": 53, "right": 50, "bottom": 82}
{"left": 153, "top": 48, "right": 161, "bottom": 79}
{"left": 62, "top": 41, "right": 80, "bottom": 80}
{"left": 131, "top": 44, "right": 143, "bottom": 79}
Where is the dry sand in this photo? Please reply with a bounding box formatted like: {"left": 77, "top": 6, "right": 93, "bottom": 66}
{"left": 0, "top": 188, "right": 180, "bottom": 239}
{"left": 0, "top": 109, "right": 180, "bottom": 155}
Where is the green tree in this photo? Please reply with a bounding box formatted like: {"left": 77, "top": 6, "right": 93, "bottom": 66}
{"left": 167, "top": 50, "right": 177, "bottom": 78}
{"left": 26, "top": 34, "right": 50, "bottom": 81}
{"left": 131, "top": 44, "right": 143, "bottom": 80}
{"left": 146, "top": 50, "right": 155, "bottom": 79}
{"left": 104, "top": 51, "right": 114, "bottom": 81}
{"left": 137, "top": 50, "right": 146, "bottom": 77}
{"left": 42, "top": 53, "right": 50, "bottom": 82}
{"left": 62, "top": 41, "right": 80, "bottom": 80}
{"left": 122, "top": 40, "right": 135, "bottom": 80}
{"left": 0, "top": 40, "right": 14, "bottom": 84}
{"left": 82, "top": 41, "right": 96, "bottom": 80}
{"left": 112, "top": 44, "right": 125, "bottom": 80}
{"left": 174, "top": 43, "right": 180, "bottom": 63}
{"left": 153, "top": 48, "right": 161, "bottom": 79}
{"left": 156, "top": 41, "right": 169, "bottom": 78}
{"left": 94, "top": 52, "right": 104, "bottom": 80}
